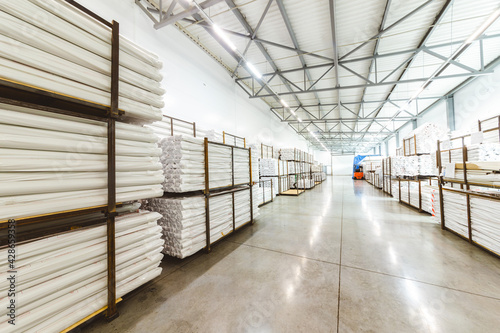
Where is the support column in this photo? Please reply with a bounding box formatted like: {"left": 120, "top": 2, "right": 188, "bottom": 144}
{"left": 446, "top": 95, "right": 456, "bottom": 132}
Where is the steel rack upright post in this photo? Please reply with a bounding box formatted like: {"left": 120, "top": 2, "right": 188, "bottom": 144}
{"left": 0, "top": 2, "right": 123, "bottom": 326}
{"left": 223, "top": 131, "right": 246, "bottom": 148}
{"left": 280, "top": 148, "right": 305, "bottom": 196}
{"left": 436, "top": 127, "right": 500, "bottom": 258}
{"left": 203, "top": 138, "right": 254, "bottom": 253}
{"left": 163, "top": 115, "right": 197, "bottom": 137}
{"left": 259, "top": 143, "right": 278, "bottom": 200}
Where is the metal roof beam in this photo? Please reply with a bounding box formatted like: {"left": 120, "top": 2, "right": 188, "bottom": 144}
{"left": 286, "top": 117, "right": 415, "bottom": 124}
{"left": 270, "top": 97, "right": 443, "bottom": 109}
{"left": 250, "top": 71, "right": 491, "bottom": 98}
{"left": 154, "top": 0, "right": 225, "bottom": 28}
{"left": 360, "top": 0, "right": 454, "bottom": 139}
{"left": 231, "top": 0, "right": 274, "bottom": 77}
{"left": 224, "top": 0, "right": 303, "bottom": 106}
{"left": 276, "top": 0, "right": 322, "bottom": 105}
{"left": 352, "top": 0, "right": 392, "bottom": 139}
{"left": 234, "top": 33, "right": 500, "bottom": 81}
{"left": 340, "top": 0, "right": 434, "bottom": 60}
{"left": 181, "top": 18, "right": 334, "bottom": 62}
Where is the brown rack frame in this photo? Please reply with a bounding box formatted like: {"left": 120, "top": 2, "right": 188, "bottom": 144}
{"left": 0, "top": 1, "right": 122, "bottom": 325}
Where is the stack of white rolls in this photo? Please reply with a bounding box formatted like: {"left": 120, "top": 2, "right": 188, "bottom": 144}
{"left": 0, "top": 103, "right": 163, "bottom": 221}
{"left": 0, "top": 209, "right": 164, "bottom": 333}
{"left": 159, "top": 136, "right": 205, "bottom": 192}
{"left": 0, "top": 0, "right": 164, "bottom": 122}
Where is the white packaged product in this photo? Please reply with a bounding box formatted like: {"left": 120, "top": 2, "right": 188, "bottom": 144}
{"left": 0, "top": 104, "right": 163, "bottom": 220}
{"left": 0, "top": 210, "right": 164, "bottom": 333}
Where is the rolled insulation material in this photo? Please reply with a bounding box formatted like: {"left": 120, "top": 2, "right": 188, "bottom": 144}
{"left": 470, "top": 196, "right": 500, "bottom": 255}
{"left": 0, "top": 1, "right": 164, "bottom": 122}
{"left": 0, "top": 105, "right": 163, "bottom": 220}
{"left": 442, "top": 191, "right": 469, "bottom": 237}
{"left": 280, "top": 148, "right": 297, "bottom": 161}
{"left": 145, "top": 189, "right": 256, "bottom": 258}
{"left": 403, "top": 123, "right": 448, "bottom": 155}
{"left": 233, "top": 148, "right": 250, "bottom": 185}
{"left": 0, "top": 211, "right": 164, "bottom": 333}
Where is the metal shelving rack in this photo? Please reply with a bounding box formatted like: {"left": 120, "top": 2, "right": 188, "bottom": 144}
{"left": 203, "top": 138, "right": 254, "bottom": 252}
{"left": 163, "top": 115, "right": 197, "bottom": 137}
{"left": 0, "top": 1, "right": 122, "bottom": 325}
{"left": 281, "top": 148, "right": 306, "bottom": 196}
{"left": 223, "top": 131, "right": 246, "bottom": 148}
{"left": 257, "top": 179, "right": 274, "bottom": 207}
{"left": 382, "top": 157, "right": 392, "bottom": 196}
{"left": 436, "top": 125, "right": 500, "bottom": 258}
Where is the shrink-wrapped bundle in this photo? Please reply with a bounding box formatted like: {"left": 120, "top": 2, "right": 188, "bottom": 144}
{"left": 400, "top": 181, "right": 409, "bottom": 204}
{"left": 470, "top": 196, "right": 500, "bottom": 254}
{"left": 467, "top": 143, "right": 500, "bottom": 161}
{"left": 297, "top": 178, "right": 314, "bottom": 189}
{"left": 145, "top": 189, "right": 256, "bottom": 258}
{"left": 280, "top": 148, "right": 296, "bottom": 160}
{"left": 311, "top": 164, "right": 322, "bottom": 172}
{"left": 418, "top": 155, "right": 438, "bottom": 176}
{"left": 260, "top": 177, "right": 279, "bottom": 196}
{"left": 0, "top": 104, "right": 163, "bottom": 221}
{"left": 392, "top": 182, "right": 400, "bottom": 200}
{"left": 403, "top": 123, "right": 447, "bottom": 155}
{"left": 0, "top": 210, "right": 163, "bottom": 333}
{"left": 409, "top": 182, "right": 420, "bottom": 208}
{"left": 251, "top": 149, "right": 259, "bottom": 183}
{"left": 145, "top": 196, "right": 206, "bottom": 258}
{"left": 0, "top": 0, "right": 164, "bottom": 122}
{"left": 288, "top": 161, "right": 297, "bottom": 174}
{"left": 159, "top": 136, "right": 205, "bottom": 192}
{"left": 442, "top": 191, "right": 469, "bottom": 237}
{"left": 421, "top": 185, "right": 437, "bottom": 215}
{"left": 234, "top": 189, "right": 253, "bottom": 228}
{"left": 234, "top": 148, "right": 250, "bottom": 185}
{"left": 260, "top": 158, "right": 279, "bottom": 176}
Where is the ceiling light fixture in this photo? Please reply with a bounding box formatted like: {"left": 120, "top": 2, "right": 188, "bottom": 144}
{"left": 280, "top": 99, "right": 289, "bottom": 108}
{"left": 212, "top": 24, "right": 237, "bottom": 51}
{"left": 246, "top": 62, "right": 262, "bottom": 79}
{"left": 466, "top": 8, "right": 500, "bottom": 44}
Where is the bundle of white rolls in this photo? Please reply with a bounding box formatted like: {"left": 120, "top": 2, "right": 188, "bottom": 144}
{"left": 403, "top": 123, "right": 447, "bottom": 155}
{"left": 0, "top": 209, "right": 164, "bottom": 333}
{"left": 280, "top": 148, "right": 296, "bottom": 161}
{"left": 0, "top": 0, "right": 165, "bottom": 122}
{"left": 234, "top": 148, "right": 250, "bottom": 185}
{"left": 442, "top": 191, "right": 469, "bottom": 237}
{"left": 0, "top": 103, "right": 163, "bottom": 221}
{"left": 159, "top": 136, "right": 205, "bottom": 192}
{"left": 146, "top": 189, "right": 257, "bottom": 258}
{"left": 471, "top": 196, "right": 500, "bottom": 255}
{"left": 260, "top": 158, "right": 279, "bottom": 176}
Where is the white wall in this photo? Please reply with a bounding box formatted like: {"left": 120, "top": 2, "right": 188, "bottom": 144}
{"left": 417, "top": 99, "right": 447, "bottom": 128}
{"left": 332, "top": 155, "right": 355, "bottom": 176}
{"left": 79, "top": 0, "right": 307, "bottom": 150}
{"left": 454, "top": 64, "right": 500, "bottom": 131}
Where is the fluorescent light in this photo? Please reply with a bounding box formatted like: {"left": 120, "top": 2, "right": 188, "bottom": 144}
{"left": 466, "top": 8, "right": 500, "bottom": 44}
{"left": 246, "top": 62, "right": 262, "bottom": 79}
{"left": 212, "top": 24, "right": 237, "bottom": 51}
{"left": 290, "top": 109, "right": 296, "bottom": 116}
{"left": 297, "top": 117, "right": 303, "bottom": 122}
{"left": 280, "top": 99, "right": 289, "bottom": 108}
{"left": 410, "top": 87, "right": 424, "bottom": 100}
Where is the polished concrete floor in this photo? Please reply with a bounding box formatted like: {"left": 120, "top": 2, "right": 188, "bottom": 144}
{"left": 82, "top": 176, "right": 500, "bottom": 332}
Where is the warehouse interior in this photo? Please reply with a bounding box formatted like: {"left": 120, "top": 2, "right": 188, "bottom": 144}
{"left": 1, "top": 0, "right": 500, "bottom": 332}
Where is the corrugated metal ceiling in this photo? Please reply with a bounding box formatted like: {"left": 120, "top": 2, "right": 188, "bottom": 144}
{"left": 138, "top": 0, "right": 500, "bottom": 153}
